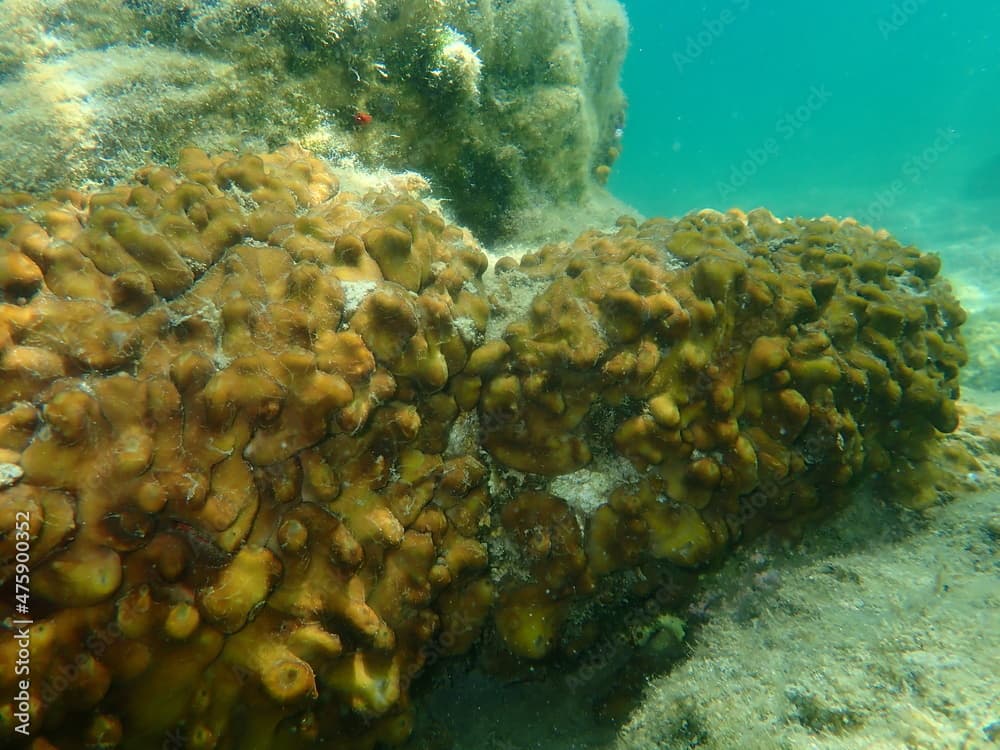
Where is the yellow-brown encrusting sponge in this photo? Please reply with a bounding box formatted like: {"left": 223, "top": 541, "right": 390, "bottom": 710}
{"left": 483, "top": 210, "right": 965, "bottom": 658}
{"left": 0, "top": 146, "right": 493, "bottom": 749}
{"left": 0, "top": 149, "right": 965, "bottom": 748}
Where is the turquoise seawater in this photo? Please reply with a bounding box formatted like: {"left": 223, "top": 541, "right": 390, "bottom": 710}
{"left": 611, "top": 1, "right": 1000, "bottom": 264}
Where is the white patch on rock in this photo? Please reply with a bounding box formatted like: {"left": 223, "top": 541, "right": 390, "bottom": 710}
{"left": 340, "top": 280, "right": 378, "bottom": 318}
{"left": 0, "top": 463, "right": 24, "bottom": 489}
{"left": 549, "top": 453, "right": 641, "bottom": 518}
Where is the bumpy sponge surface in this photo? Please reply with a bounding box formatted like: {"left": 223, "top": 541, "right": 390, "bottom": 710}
{"left": 0, "top": 149, "right": 965, "bottom": 747}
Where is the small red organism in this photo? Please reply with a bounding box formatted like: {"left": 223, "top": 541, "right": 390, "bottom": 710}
{"left": 353, "top": 110, "right": 373, "bottom": 126}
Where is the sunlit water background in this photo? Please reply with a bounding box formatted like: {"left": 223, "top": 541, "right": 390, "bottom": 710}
{"left": 610, "top": 1, "right": 1000, "bottom": 278}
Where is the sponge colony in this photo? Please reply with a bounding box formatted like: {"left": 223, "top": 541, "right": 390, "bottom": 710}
{"left": 483, "top": 209, "right": 965, "bottom": 656}
{"left": 0, "top": 145, "right": 493, "bottom": 749}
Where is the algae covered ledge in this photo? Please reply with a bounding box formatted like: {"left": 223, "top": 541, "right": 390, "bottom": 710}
{"left": 0, "top": 0, "right": 630, "bottom": 244}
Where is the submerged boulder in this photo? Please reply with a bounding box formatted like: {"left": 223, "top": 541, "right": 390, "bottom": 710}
{"left": 0, "top": 147, "right": 968, "bottom": 748}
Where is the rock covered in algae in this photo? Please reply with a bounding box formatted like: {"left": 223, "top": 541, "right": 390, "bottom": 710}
{"left": 0, "top": 148, "right": 966, "bottom": 748}
{"left": 0, "top": 0, "right": 629, "bottom": 242}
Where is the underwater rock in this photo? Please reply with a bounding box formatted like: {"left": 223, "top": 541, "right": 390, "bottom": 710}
{"left": 0, "top": 0, "right": 629, "bottom": 243}
{"left": 0, "top": 148, "right": 966, "bottom": 748}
